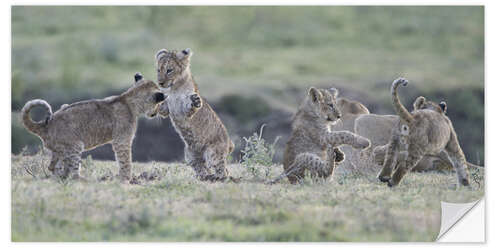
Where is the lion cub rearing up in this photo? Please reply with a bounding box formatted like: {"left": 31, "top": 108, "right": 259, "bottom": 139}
{"left": 155, "top": 48, "right": 234, "bottom": 182}
{"left": 272, "top": 87, "right": 371, "bottom": 184}
{"left": 21, "top": 73, "right": 165, "bottom": 181}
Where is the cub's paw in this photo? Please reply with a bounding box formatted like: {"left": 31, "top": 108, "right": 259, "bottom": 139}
{"left": 378, "top": 174, "right": 391, "bottom": 183}
{"left": 190, "top": 94, "right": 202, "bottom": 108}
{"left": 460, "top": 177, "right": 470, "bottom": 187}
{"left": 392, "top": 77, "right": 408, "bottom": 87}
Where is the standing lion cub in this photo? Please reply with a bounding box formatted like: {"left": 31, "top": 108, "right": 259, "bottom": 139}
{"left": 270, "top": 87, "right": 371, "bottom": 184}
{"left": 155, "top": 48, "right": 235, "bottom": 182}
{"left": 21, "top": 73, "right": 165, "bottom": 181}
{"left": 378, "top": 77, "right": 470, "bottom": 187}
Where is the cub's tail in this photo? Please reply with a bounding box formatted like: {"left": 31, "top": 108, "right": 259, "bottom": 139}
{"left": 21, "top": 99, "right": 52, "bottom": 137}
{"left": 391, "top": 77, "right": 414, "bottom": 123}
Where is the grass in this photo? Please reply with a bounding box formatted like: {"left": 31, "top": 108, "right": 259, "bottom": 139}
{"left": 11, "top": 152, "right": 484, "bottom": 242}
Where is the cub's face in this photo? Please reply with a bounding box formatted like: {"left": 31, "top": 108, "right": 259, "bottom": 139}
{"left": 155, "top": 48, "right": 192, "bottom": 88}
{"left": 131, "top": 73, "right": 165, "bottom": 118}
{"left": 308, "top": 87, "right": 342, "bottom": 124}
{"left": 413, "top": 96, "right": 447, "bottom": 114}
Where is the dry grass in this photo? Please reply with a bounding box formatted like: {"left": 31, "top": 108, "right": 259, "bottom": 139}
{"left": 11, "top": 151, "right": 484, "bottom": 242}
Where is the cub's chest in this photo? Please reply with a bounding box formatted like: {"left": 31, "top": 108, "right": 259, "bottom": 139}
{"left": 165, "top": 91, "right": 191, "bottom": 116}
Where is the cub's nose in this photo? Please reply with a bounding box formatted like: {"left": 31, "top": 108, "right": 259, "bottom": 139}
{"left": 134, "top": 72, "right": 143, "bottom": 82}
{"left": 154, "top": 92, "right": 165, "bottom": 103}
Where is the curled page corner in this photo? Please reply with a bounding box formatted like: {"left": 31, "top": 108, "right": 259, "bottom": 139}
{"left": 436, "top": 199, "right": 482, "bottom": 241}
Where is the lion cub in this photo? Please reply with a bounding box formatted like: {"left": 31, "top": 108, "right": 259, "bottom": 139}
{"left": 155, "top": 48, "right": 234, "bottom": 182}
{"left": 271, "top": 87, "right": 371, "bottom": 184}
{"left": 21, "top": 73, "right": 165, "bottom": 181}
{"left": 378, "top": 77, "right": 470, "bottom": 187}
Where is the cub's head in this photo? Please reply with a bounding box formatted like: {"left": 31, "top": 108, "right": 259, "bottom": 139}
{"left": 306, "top": 87, "right": 342, "bottom": 124}
{"left": 155, "top": 48, "right": 192, "bottom": 88}
{"left": 126, "top": 72, "right": 165, "bottom": 118}
{"left": 413, "top": 96, "right": 447, "bottom": 114}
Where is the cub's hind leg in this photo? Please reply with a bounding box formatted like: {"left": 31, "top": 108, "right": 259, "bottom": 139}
{"left": 444, "top": 133, "right": 470, "bottom": 186}
{"left": 204, "top": 147, "right": 229, "bottom": 182}
{"left": 48, "top": 151, "right": 62, "bottom": 174}
{"left": 271, "top": 153, "right": 328, "bottom": 184}
{"left": 58, "top": 143, "right": 85, "bottom": 180}
{"left": 185, "top": 149, "right": 211, "bottom": 181}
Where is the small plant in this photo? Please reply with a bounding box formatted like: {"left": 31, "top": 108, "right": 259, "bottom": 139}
{"left": 470, "top": 166, "right": 484, "bottom": 189}
{"left": 20, "top": 146, "right": 51, "bottom": 179}
{"left": 240, "top": 124, "right": 280, "bottom": 180}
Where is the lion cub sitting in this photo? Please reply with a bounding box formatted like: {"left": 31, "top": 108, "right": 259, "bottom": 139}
{"left": 21, "top": 73, "right": 165, "bottom": 181}
{"left": 270, "top": 87, "right": 371, "bottom": 184}
{"left": 155, "top": 48, "right": 235, "bottom": 182}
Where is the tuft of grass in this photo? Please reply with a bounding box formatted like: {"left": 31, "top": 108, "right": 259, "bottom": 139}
{"left": 240, "top": 124, "right": 280, "bottom": 181}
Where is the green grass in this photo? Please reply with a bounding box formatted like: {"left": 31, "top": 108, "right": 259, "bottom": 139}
{"left": 11, "top": 153, "right": 484, "bottom": 242}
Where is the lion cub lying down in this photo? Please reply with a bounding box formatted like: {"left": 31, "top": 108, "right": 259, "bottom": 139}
{"left": 270, "top": 87, "right": 371, "bottom": 184}
{"left": 21, "top": 73, "right": 165, "bottom": 181}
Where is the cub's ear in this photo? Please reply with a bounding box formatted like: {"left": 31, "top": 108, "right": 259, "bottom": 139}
{"left": 439, "top": 101, "right": 447, "bottom": 113}
{"left": 413, "top": 96, "right": 426, "bottom": 110}
{"left": 328, "top": 87, "right": 339, "bottom": 99}
{"left": 134, "top": 72, "right": 143, "bottom": 83}
{"left": 176, "top": 48, "right": 193, "bottom": 60}
{"left": 156, "top": 49, "right": 168, "bottom": 60}
{"left": 308, "top": 87, "right": 322, "bottom": 103}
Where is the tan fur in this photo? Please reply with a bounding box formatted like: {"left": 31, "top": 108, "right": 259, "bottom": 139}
{"left": 155, "top": 48, "right": 235, "bottom": 182}
{"left": 378, "top": 78, "right": 470, "bottom": 187}
{"left": 355, "top": 96, "right": 450, "bottom": 171}
{"left": 21, "top": 74, "right": 165, "bottom": 181}
{"left": 329, "top": 96, "right": 371, "bottom": 172}
{"left": 270, "top": 87, "right": 371, "bottom": 184}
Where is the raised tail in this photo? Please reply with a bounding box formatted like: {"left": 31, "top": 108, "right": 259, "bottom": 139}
{"left": 21, "top": 99, "right": 52, "bottom": 136}
{"left": 391, "top": 77, "right": 414, "bottom": 123}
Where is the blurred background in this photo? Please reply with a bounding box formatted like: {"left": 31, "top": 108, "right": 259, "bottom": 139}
{"left": 11, "top": 6, "right": 484, "bottom": 164}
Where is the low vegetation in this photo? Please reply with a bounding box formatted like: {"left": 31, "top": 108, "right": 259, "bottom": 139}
{"left": 11, "top": 149, "right": 484, "bottom": 241}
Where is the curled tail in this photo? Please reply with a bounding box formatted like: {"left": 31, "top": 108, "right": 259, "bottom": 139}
{"left": 391, "top": 77, "right": 414, "bottom": 123}
{"left": 21, "top": 99, "right": 52, "bottom": 136}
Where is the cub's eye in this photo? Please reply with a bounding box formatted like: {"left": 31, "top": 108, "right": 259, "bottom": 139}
{"left": 157, "top": 68, "right": 160, "bottom": 73}
{"left": 328, "top": 104, "right": 335, "bottom": 109}
{"left": 166, "top": 68, "right": 174, "bottom": 75}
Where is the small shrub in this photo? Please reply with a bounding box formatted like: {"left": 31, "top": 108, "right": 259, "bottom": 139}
{"left": 18, "top": 146, "right": 51, "bottom": 179}
{"left": 240, "top": 124, "right": 280, "bottom": 180}
{"left": 470, "top": 166, "right": 484, "bottom": 189}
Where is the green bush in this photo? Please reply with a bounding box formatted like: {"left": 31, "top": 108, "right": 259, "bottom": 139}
{"left": 240, "top": 124, "right": 279, "bottom": 180}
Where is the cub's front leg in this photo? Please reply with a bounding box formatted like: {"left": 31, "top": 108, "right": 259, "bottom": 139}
{"left": 324, "top": 130, "right": 371, "bottom": 149}
{"left": 112, "top": 141, "right": 133, "bottom": 182}
{"left": 185, "top": 93, "right": 202, "bottom": 118}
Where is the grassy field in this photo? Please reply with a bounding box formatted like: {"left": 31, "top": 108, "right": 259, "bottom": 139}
{"left": 11, "top": 151, "right": 484, "bottom": 242}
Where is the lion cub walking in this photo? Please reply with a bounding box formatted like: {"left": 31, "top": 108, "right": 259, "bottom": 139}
{"left": 21, "top": 73, "right": 165, "bottom": 181}
{"left": 155, "top": 48, "right": 234, "bottom": 182}
{"left": 378, "top": 77, "right": 470, "bottom": 187}
{"left": 271, "top": 87, "right": 371, "bottom": 184}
